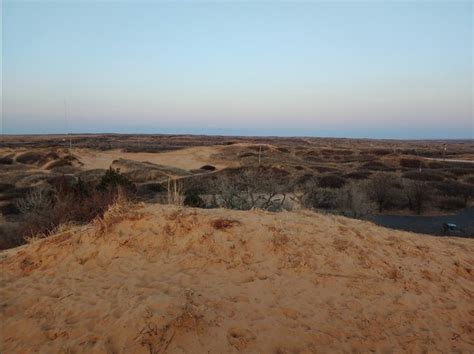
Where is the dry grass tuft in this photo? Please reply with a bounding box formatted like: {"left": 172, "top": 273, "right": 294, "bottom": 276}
{"left": 210, "top": 218, "right": 240, "bottom": 230}
{"left": 268, "top": 225, "right": 290, "bottom": 248}
{"left": 167, "top": 178, "right": 184, "bottom": 206}
{"left": 93, "top": 191, "right": 132, "bottom": 237}
{"left": 386, "top": 267, "right": 404, "bottom": 281}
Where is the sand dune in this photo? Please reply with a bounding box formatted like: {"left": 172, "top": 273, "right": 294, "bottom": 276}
{"left": 77, "top": 146, "right": 237, "bottom": 171}
{"left": 1, "top": 204, "right": 473, "bottom": 353}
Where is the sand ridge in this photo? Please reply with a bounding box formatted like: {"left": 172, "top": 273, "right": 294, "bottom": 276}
{"left": 76, "top": 146, "right": 238, "bottom": 171}
{"left": 1, "top": 204, "right": 473, "bottom": 353}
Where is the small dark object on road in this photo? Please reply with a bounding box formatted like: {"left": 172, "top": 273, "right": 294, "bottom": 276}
{"left": 442, "top": 223, "right": 464, "bottom": 236}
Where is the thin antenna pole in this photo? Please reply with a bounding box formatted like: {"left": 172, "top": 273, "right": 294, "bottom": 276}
{"left": 64, "top": 100, "right": 72, "bottom": 152}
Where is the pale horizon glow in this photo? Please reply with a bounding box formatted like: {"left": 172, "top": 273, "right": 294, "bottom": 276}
{"left": 1, "top": 1, "right": 473, "bottom": 139}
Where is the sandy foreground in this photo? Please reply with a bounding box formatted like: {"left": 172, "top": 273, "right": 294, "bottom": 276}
{"left": 1, "top": 204, "right": 473, "bottom": 353}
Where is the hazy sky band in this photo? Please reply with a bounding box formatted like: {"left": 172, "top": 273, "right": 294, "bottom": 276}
{"left": 2, "top": 1, "right": 473, "bottom": 138}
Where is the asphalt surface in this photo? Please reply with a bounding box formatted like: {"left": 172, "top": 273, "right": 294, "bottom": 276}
{"left": 370, "top": 208, "right": 474, "bottom": 238}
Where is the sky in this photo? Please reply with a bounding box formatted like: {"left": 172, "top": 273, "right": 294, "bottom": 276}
{"left": 1, "top": 1, "right": 473, "bottom": 139}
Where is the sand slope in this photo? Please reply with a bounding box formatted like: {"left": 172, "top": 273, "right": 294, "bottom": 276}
{"left": 77, "top": 146, "right": 237, "bottom": 171}
{"left": 1, "top": 205, "right": 473, "bottom": 353}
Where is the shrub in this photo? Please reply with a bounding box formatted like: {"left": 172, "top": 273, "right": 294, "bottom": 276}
{"left": 428, "top": 161, "right": 446, "bottom": 169}
{"left": 0, "top": 183, "right": 14, "bottom": 193}
{"left": 16, "top": 151, "right": 44, "bottom": 164}
{"left": 16, "top": 172, "right": 135, "bottom": 243}
{"left": 0, "top": 157, "right": 13, "bottom": 165}
{"left": 302, "top": 188, "right": 338, "bottom": 210}
{"left": 344, "top": 171, "right": 371, "bottom": 180}
{"left": 402, "top": 171, "right": 443, "bottom": 182}
{"left": 466, "top": 176, "right": 474, "bottom": 185}
{"left": 238, "top": 152, "right": 257, "bottom": 158}
{"left": 370, "top": 149, "right": 391, "bottom": 156}
{"left": 366, "top": 173, "right": 400, "bottom": 212}
{"left": 311, "top": 166, "right": 339, "bottom": 173}
{"left": 211, "top": 166, "right": 289, "bottom": 211}
{"left": 294, "top": 173, "right": 316, "bottom": 188}
{"left": 98, "top": 167, "right": 135, "bottom": 192}
{"left": 430, "top": 181, "right": 473, "bottom": 201}
{"left": 0, "top": 203, "right": 20, "bottom": 215}
{"left": 200, "top": 165, "right": 216, "bottom": 171}
{"left": 437, "top": 196, "right": 466, "bottom": 211}
{"left": 321, "top": 149, "right": 353, "bottom": 156}
{"left": 400, "top": 158, "right": 424, "bottom": 169}
{"left": 361, "top": 161, "right": 390, "bottom": 171}
{"left": 318, "top": 174, "right": 346, "bottom": 189}
{"left": 0, "top": 224, "right": 23, "bottom": 250}
{"left": 46, "top": 158, "right": 72, "bottom": 170}
{"left": 337, "top": 182, "right": 375, "bottom": 217}
{"left": 446, "top": 168, "right": 473, "bottom": 177}
{"left": 183, "top": 189, "right": 206, "bottom": 208}
{"left": 403, "top": 180, "right": 431, "bottom": 214}
{"left": 277, "top": 147, "right": 290, "bottom": 153}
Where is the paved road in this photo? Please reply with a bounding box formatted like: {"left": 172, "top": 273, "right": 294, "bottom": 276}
{"left": 370, "top": 208, "right": 474, "bottom": 238}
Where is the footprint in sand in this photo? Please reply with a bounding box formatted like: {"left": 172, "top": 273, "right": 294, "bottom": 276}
{"left": 227, "top": 327, "right": 257, "bottom": 350}
{"left": 281, "top": 307, "right": 300, "bottom": 320}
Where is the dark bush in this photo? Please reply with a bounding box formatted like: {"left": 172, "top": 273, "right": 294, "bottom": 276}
{"left": 16, "top": 151, "right": 44, "bottom": 164}
{"left": 238, "top": 152, "right": 257, "bottom": 158}
{"left": 183, "top": 189, "right": 206, "bottom": 208}
{"left": 370, "top": 149, "right": 391, "bottom": 156}
{"left": 403, "top": 180, "right": 431, "bottom": 214}
{"left": 0, "top": 157, "right": 13, "bottom": 165}
{"left": 321, "top": 149, "right": 336, "bottom": 155}
{"left": 0, "top": 224, "right": 23, "bottom": 250}
{"left": 98, "top": 167, "right": 135, "bottom": 192}
{"left": 311, "top": 166, "right": 339, "bottom": 173}
{"left": 466, "top": 176, "right": 474, "bottom": 185}
{"left": 344, "top": 171, "right": 371, "bottom": 180}
{"left": 136, "top": 183, "right": 165, "bottom": 199}
{"left": 294, "top": 173, "right": 315, "bottom": 188}
{"left": 18, "top": 175, "right": 133, "bottom": 241}
{"left": 302, "top": 188, "right": 338, "bottom": 209}
{"left": 0, "top": 183, "right": 15, "bottom": 193}
{"left": 0, "top": 203, "right": 20, "bottom": 215}
{"left": 402, "top": 171, "right": 443, "bottom": 182}
{"left": 430, "top": 181, "right": 473, "bottom": 201}
{"left": 428, "top": 161, "right": 446, "bottom": 169}
{"left": 277, "top": 147, "right": 290, "bottom": 153}
{"left": 338, "top": 150, "right": 354, "bottom": 155}
{"left": 446, "top": 168, "right": 473, "bottom": 176}
{"left": 361, "top": 161, "right": 391, "bottom": 171}
{"left": 318, "top": 175, "right": 346, "bottom": 189}
{"left": 248, "top": 145, "right": 270, "bottom": 152}
{"left": 437, "top": 196, "right": 466, "bottom": 211}
{"left": 46, "top": 158, "right": 72, "bottom": 170}
{"left": 400, "top": 158, "right": 424, "bottom": 168}
{"left": 366, "top": 173, "right": 400, "bottom": 212}
{"left": 200, "top": 165, "right": 216, "bottom": 171}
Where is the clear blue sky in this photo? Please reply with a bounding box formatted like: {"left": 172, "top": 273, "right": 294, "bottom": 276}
{"left": 2, "top": 1, "right": 473, "bottom": 138}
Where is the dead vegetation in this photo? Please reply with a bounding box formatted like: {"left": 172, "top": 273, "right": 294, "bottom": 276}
{"left": 210, "top": 218, "right": 240, "bottom": 230}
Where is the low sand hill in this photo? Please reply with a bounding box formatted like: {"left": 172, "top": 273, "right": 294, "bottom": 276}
{"left": 76, "top": 146, "right": 238, "bottom": 171}
{"left": 1, "top": 204, "right": 473, "bottom": 353}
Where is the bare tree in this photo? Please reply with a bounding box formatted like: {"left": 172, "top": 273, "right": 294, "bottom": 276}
{"left": 212, "top": 167, "right": 289, "bottom": 211}
{"left": 403, "top": 179, "right": 431, "bottom": 214}
{"left": 366, "top": 173, "right": 399, "bottom": 212}
{"left": 338, "top": 181, "right": 375, "bottom": 217}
